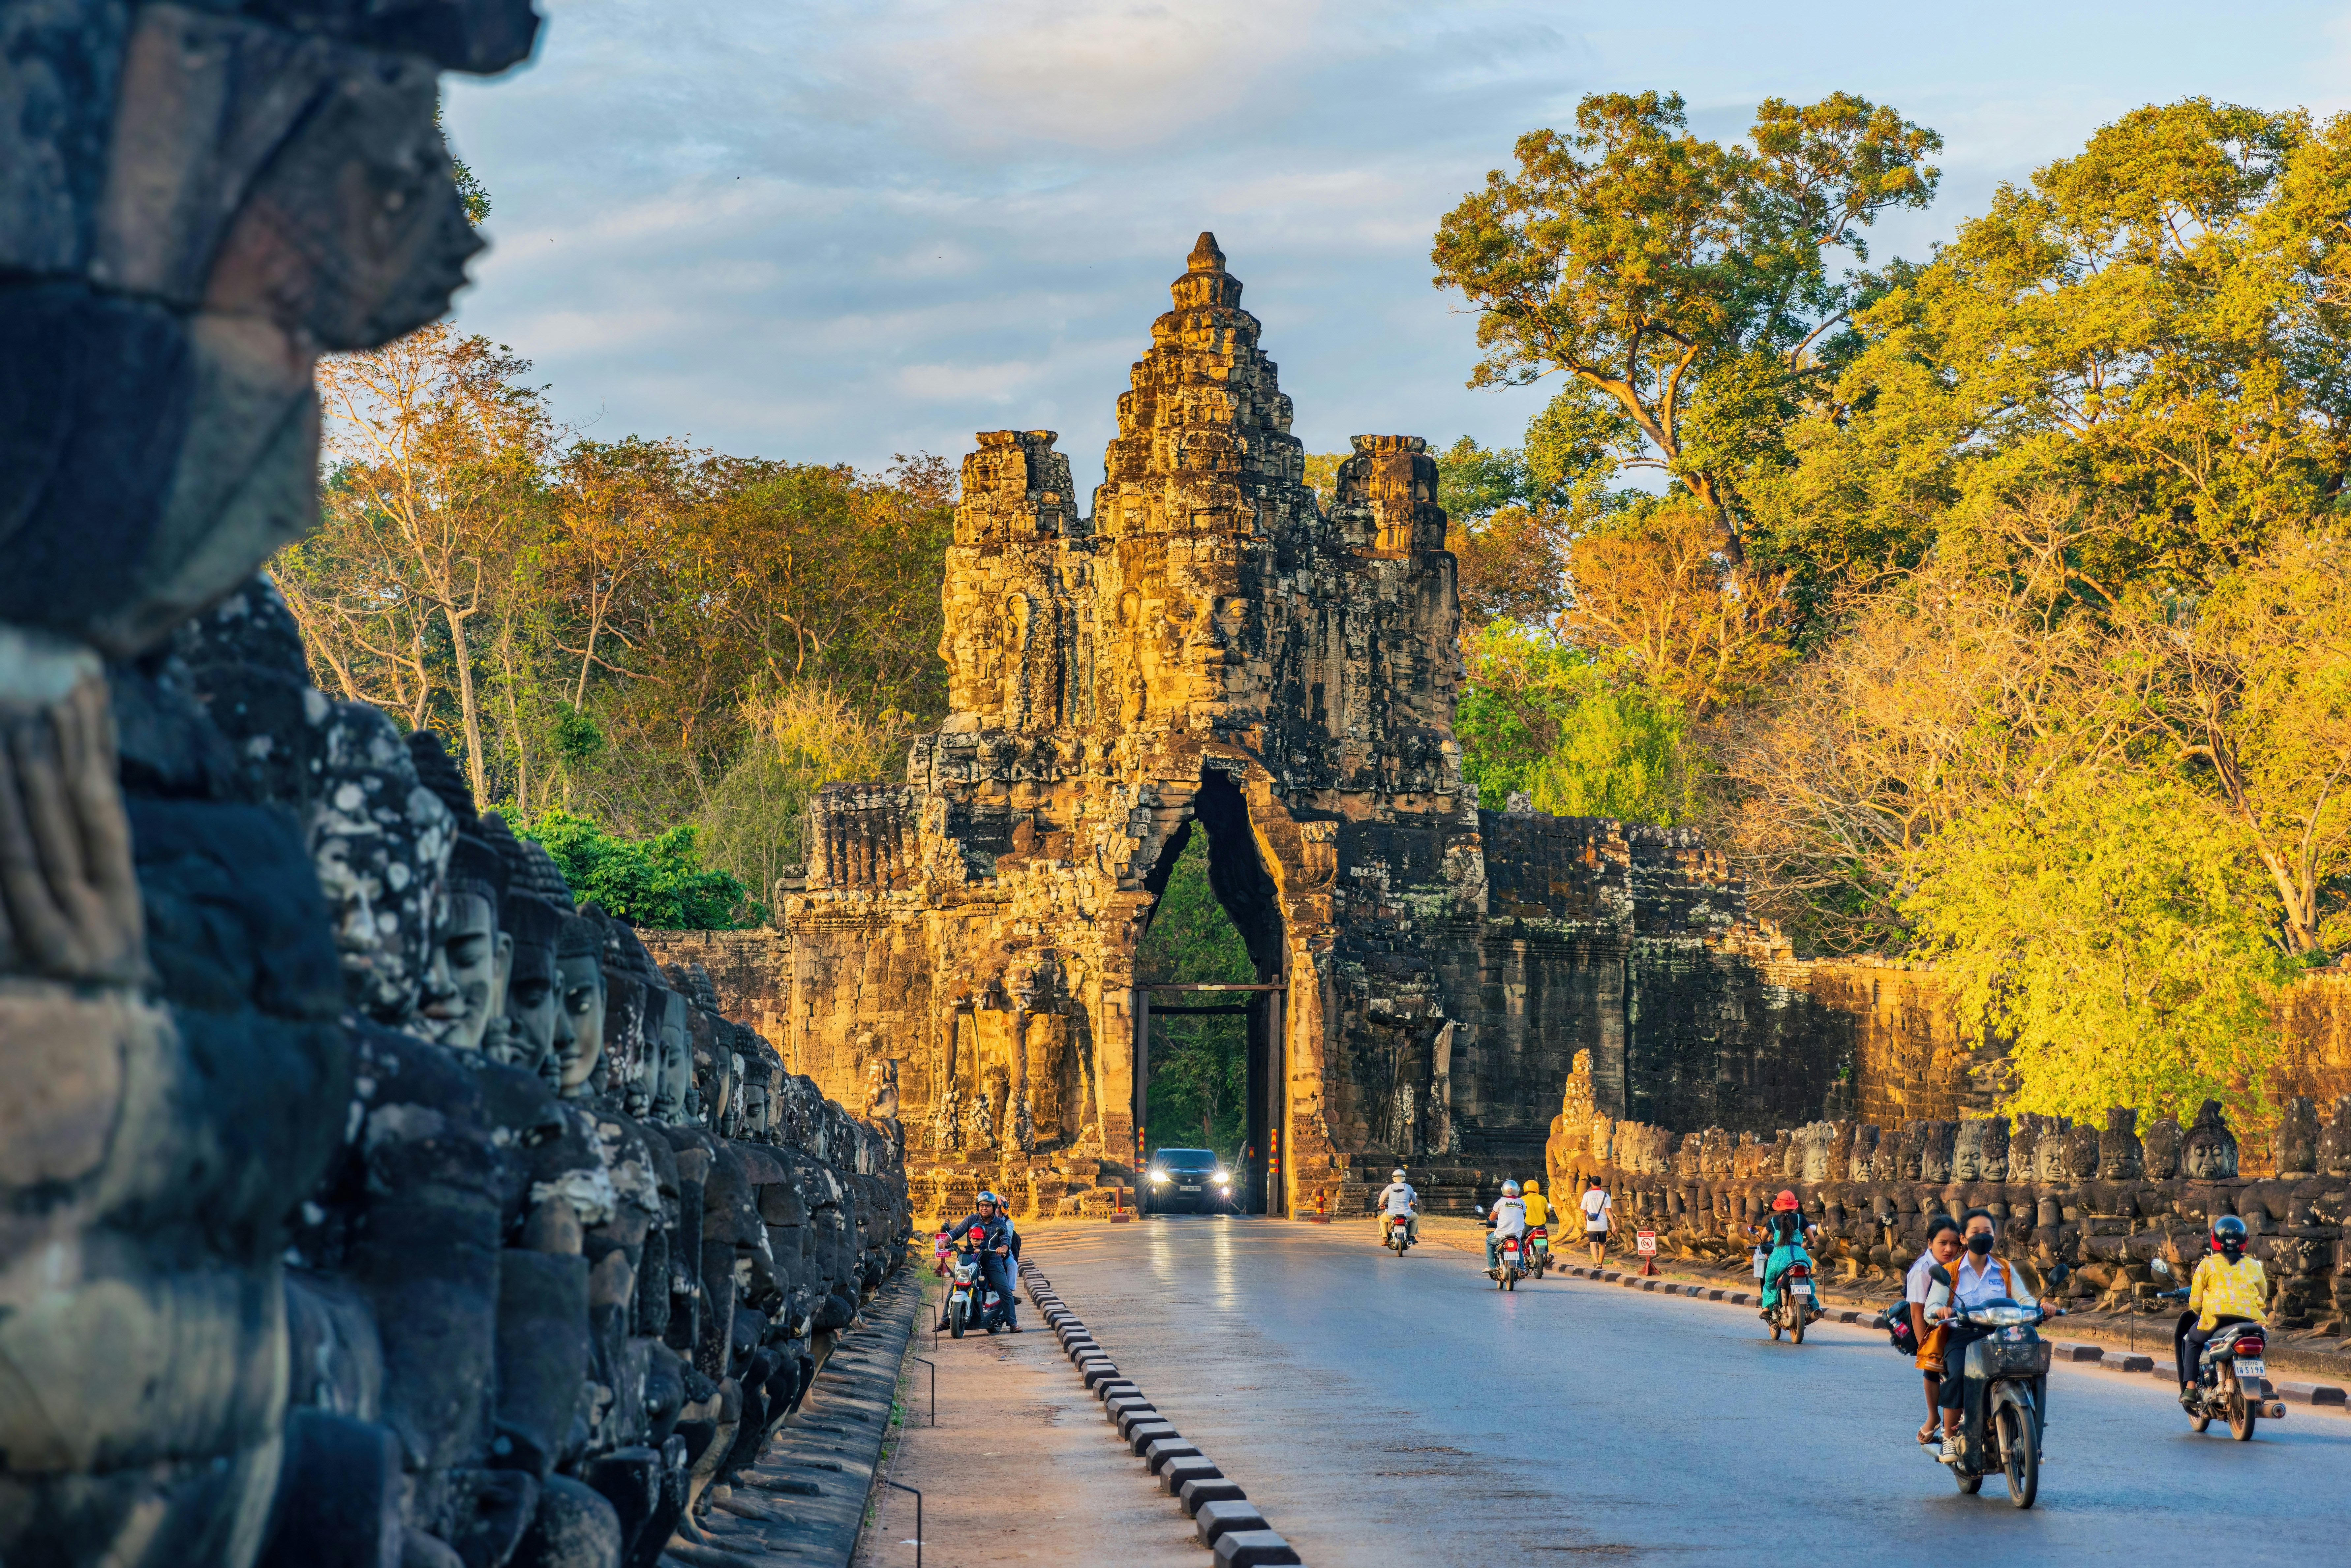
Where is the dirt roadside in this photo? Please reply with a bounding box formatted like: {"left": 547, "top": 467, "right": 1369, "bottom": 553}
{"left": 852, "top": 1268, "right": 1203, "bottom": 1568}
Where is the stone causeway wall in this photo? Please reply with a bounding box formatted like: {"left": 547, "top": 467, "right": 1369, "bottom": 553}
{"left": 1541, "top": 1053, "right": 2351, "bottom": 1338}
{"left": 0, "top": 8, "right": 909, "bottom": 1567}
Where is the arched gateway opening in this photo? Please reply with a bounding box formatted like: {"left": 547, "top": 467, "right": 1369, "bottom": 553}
{"left": 1132, "top": 771, "right": 1288, "bottom": 1214}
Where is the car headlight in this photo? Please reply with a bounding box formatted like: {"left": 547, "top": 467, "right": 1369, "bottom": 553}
{"left": 1217, "top": 1184, "right": 1231, "bottom": 1194}
{"left": 1148, "top": 1169, "right": 1169, "bottom": 1185}
{"left": 1213, "top": 1168, "right": 1230, "bottom": 1183}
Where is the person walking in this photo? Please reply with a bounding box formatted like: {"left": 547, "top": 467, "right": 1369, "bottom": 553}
{"left": 1580, "top": 1176, "right": 1614, "bottom": 1267}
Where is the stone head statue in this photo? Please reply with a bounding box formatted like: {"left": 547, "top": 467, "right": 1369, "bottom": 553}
{"left": 2062, "top": 1124, "right": 2101, "bottom": 1182}
{"left": 2099, "top": 1106, "right": 2144, "bottom": 1181}
{"left": 2038, "top": 1118, "right": 2077, "bottom": 1183}
{"left": 1849, "top": 1124, "right": 1879, "bottom": 1182}
{"left": 2319, "top": 1097, "right": 2351, "bottom": 1180}
{"left": 1951, "top": 1120, "right": 1983, "bottom": 1183}
{"left": 1978, "top": 1117, "right": 2010, "bottom": 1182}
{"left": 2272, "top": 1095, "right": 2319, "bottom": 1179}
{"left": 2182, "top": 1100, "right": 2240, "bottom": 1182}
{"left": 2142, "top": 1115, "right": 2182, "bottom": 1181}
{"left": 648, "top": 987, "right": 693, "bottom": 1124}
{"left": 499, "top": 892, "right": 570, "bottom": 1075}
{"left": 420, "top": 828, "right": 513, "bottom": 1051}
{"left": 1919, "top": 1122, "right": 1958, "bottom": 1184}
{"left": 554, "top": 909, "right": 607, "bottom": 1098}
{"left": 307, "top": 702, "right": 454, "bottom": 1025}
{"left": 603, "top": 972, "right": 646, "bottom": 1109}
{"left": 1894, "top": 1122, "right": 1926, "bottom": 1181}
{"left": 170, "top": 575, "right": 334, "bottom": 808}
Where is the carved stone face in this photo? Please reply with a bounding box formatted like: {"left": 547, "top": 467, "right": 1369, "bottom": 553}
{"left": 1951, "top": 1121, "right": 1982, "bottom": 1183}
{"left": 502, "top": 901, "right": 567, "bottom": 1075}
{"left": 653, "top": 993, "right": 692, "bottom": 1124}
{"left": 2142, "top": 1117, "right": 2182, "bottom": 1181}
{"left": 421, "top": 889, "right": 509, "bottom": 1052}
{"left": 555, "top": 946, "right": 606, "bottom": 1098}
{"left": 308, "top": 705, "right": 454, "bottom": 1024}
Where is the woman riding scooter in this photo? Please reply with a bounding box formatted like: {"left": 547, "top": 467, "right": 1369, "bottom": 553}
{"left": 1755, "top": 1191, "right": 1819, "bottom": 1322}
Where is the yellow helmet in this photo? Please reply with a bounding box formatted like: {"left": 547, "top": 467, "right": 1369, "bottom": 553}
{"left": 1524, "top": 1178, "right": 1541, "bottom": 1193}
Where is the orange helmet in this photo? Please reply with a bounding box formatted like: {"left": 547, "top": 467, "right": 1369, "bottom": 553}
{"left": 1772, "top": 1190, "right": 1799, "bottom": 1211}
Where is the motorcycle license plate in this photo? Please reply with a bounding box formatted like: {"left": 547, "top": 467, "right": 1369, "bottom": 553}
{"left": 2237, "top": 1359, "right": 2265, "bottom": 1377}
{"left": 1795, "top": 1284, "right": 1812, "bottom": 1298}
{"left": 1532, "top": 1237, "right": 1548, "bottom": 1251}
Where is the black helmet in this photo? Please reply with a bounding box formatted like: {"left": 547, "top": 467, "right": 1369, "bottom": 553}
{"left": 2211, "top": 1214, "right": 2248, "bottom": 1260}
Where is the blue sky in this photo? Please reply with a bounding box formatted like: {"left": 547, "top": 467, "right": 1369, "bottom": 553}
{"left": 443, "top": 1, "right": 2351, "bottom": 503}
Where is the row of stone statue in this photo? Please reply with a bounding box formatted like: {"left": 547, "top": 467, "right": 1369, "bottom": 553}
{"left": 0, "top": 573, "right": 910, "bottom": 1568}
{"left": 1546, "top": 1081, "right": 2351, "bottom": 1331}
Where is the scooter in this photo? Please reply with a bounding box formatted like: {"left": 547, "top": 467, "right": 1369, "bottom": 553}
{"left": 1766, "top": 1257, "right": 1819, "bottom": 1343}
{"left": 1526, "top": 1223, "right": 1551, "bottom": 1279}
{"left": 2152, "top": 1257, "right": 2285, "bottom": 1440}
{"left": 1383, "top": 1213, "right": 1416, "bottom": 1255}
{"left": 1489, "top": 1233, "right": 1527, "bottom": 1291}
{"left": 945, "top": 1243, "right": 1015, "bottom": 1337}
{"left": 1935, "top": 1295, "right": 2058, "bottom": 1508}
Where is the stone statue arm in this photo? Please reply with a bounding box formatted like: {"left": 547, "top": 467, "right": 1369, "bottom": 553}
{"left": 0, "top": 667, "right": 143, "bottom": 982}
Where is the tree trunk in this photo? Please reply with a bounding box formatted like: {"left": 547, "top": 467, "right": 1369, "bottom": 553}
{"left": 497, "top": 618, "right": 530, "bottom": 819}
{"left": 445, "top": 605, "right": 490, "bottom": 807}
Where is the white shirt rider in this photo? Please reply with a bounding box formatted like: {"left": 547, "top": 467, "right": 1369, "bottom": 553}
{"left": 1376, "top": 1180, "right": 1418, "bottom": 1218}
{"left": 1488, "top": 1194, "right": 1527, "bottom": 1239}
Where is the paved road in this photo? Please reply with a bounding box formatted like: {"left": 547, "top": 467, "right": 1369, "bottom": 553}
{"left": 1020, "top": 1218, "right": 2348, "bottom": 1566}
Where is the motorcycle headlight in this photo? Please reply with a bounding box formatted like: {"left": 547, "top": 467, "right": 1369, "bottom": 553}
{"left": 1971, "top": 1305, "right": 2037, "bottom": 1327}
{"left": 1213, "top": 1168, "right": 1230, "bottom": 1184}
{"left": 1148, "top": 1169, "right": 1169, "bottom": 1185}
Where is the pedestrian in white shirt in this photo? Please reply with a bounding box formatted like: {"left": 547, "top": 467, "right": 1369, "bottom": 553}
{"left": 1580, "top": 1177, "right": 1614, "bottom": 1266}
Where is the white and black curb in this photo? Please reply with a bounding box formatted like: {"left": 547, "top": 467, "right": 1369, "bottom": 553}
{"left": 1017, "top": 1260, "right": 1302, "bottom": 1567}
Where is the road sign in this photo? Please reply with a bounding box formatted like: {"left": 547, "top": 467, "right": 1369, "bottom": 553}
{"left": 1636, "top": 1230, "right": 1657, "bottom": 1254}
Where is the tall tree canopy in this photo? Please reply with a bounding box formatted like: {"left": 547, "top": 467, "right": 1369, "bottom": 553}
{"left": 1431, "top": 90, "right": 1941, "bottom": 563}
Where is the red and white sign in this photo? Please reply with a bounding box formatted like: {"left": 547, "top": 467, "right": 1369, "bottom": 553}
{"left": 1635, "top": 1230, "right": 1658, "bottom": 1255}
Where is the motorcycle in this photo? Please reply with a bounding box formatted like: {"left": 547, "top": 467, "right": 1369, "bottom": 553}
{"left": 1767, "top": 1257, "right": 1818, "bottom": 1344}
{"left": 945, "top": 1243, "right": 1014, "bottom": 1338}
{"left": 2153, "top": 1258, "right": 2285, "bottom": 1440}
{"left": 1383, "top": 1213, "right": 1416, "bottom": 1255}
{"left": 1935, "top": 1297, "right": 2058, "bottom": 1508}
{"left": 1526, "top": 1223, "right": 1551, "bottom": 1279}
{"left": 1489, "top": 1233, "right": 1527, "bottom": 1291}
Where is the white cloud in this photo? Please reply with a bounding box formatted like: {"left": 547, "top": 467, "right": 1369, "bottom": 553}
{"left": 445, "top": 0, "right": 2351, "bottom": 496}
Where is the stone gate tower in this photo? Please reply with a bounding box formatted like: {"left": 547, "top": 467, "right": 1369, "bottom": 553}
{"left": 775, "top": 235, "right": 1853, "bottom": 1218}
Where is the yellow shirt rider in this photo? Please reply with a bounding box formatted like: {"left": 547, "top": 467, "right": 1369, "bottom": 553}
{"left": 1521, "top": 1180, "right": 1551, "bottom": 1229}
{"left": 2181, "top": 1215, "right": 2266, "bottom": 1403}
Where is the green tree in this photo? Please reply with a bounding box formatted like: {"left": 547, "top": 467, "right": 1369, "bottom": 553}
{"left": 516, "top": 808, "right": 752, "bottom": 928}
{"left": 1432, "top": 90, "right": 1941, "bottom": 563}
{"left": 1774, "top": 100, "right": 2351, "bottom": 592}
{"left": 1903, "top": 769, "right": 2294, "bottom": 1123}
{"left": 695, "top": 685, "right": 916, "bottom": 906}
{"left": 1457, "top": 622, "right": 1695, "bottom": 824}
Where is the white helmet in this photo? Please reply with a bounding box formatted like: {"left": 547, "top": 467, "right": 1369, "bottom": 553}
{"left": 1501, "top": 1179, "right": 1521, "bottom": 1197}
{"left": 1391, "top": 1168, "right": 1408, "bottom": 1182}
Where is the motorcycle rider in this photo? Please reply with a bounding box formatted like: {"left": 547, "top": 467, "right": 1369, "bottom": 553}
{"left": 1928, "top": 1208, "right": 2019, "bottom": 1460}
{"left": 1755, "top": 1190, "right": 1820, "bottom": 1320}
{"left": 1484, "top": 1179, "right": 1529, "bottom": 1273}
{"left": 942, "top": 1191, "right": 1022, "bottom": 1332}
{"left": 1906, "top": 1215, "right": 1965, "bottom": 1445}
{"left": 1375, "top": 1167, "right": 1421, "bottom": 1247}
{"left": 2179, "top": 1214, "right": 2267, "bottom": 1408}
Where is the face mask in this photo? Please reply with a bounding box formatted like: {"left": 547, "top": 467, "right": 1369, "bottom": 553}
{"left": 1966, "top": 1232, "right": 1994, "bottom": 1256}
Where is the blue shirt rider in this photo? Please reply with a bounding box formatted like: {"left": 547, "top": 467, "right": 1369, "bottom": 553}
{"left": 942, "top": 1192, "right": 1023, "bottom": 1332}
{"left": 1756, "top": 1191, "right": 1819, "bottom": 1318}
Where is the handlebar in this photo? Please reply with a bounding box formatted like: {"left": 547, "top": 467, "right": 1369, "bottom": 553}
{"left": 2159, "top": 1288, "right": 2191, "bottom": 1301}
